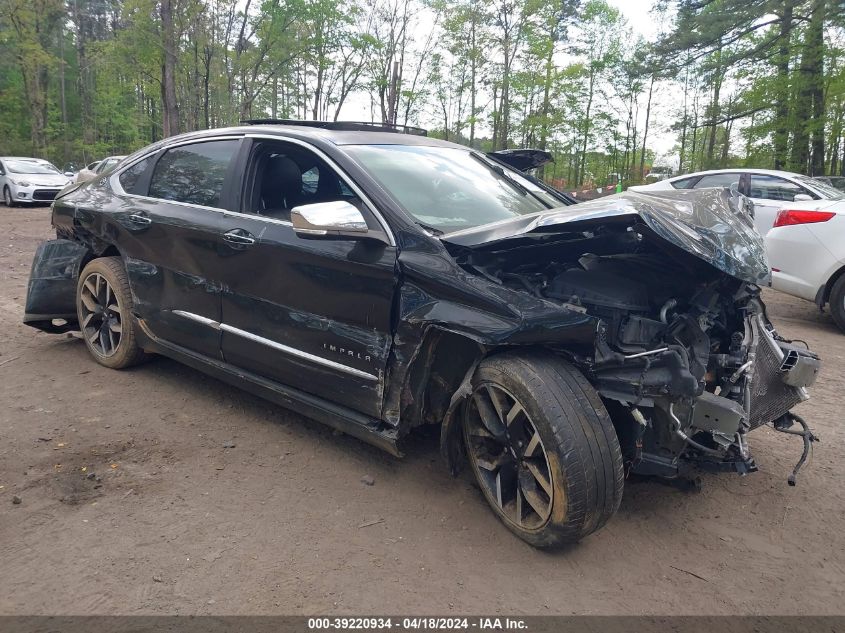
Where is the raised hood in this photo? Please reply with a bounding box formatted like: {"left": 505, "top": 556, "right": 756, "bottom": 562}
{"left": 442, "top": 188, "right": 770, "bottom": 285}
{"left": 488, "top": 149, "right": 554, "bottom": 172}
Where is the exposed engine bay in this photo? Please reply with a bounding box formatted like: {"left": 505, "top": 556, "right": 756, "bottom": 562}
{"left": 445, "top": 190, "right": 821, "bottom": 484}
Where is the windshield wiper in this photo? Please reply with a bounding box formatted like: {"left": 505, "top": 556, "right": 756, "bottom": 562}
{"left": 469, "top": 151, "right": 530, "bottom": 196}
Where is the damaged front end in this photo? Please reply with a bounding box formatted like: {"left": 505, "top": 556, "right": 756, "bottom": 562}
{"left": 443, "top": 189, "right": 820, "bottom": 484}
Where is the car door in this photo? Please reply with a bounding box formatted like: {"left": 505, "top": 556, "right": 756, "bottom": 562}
{"left": 214, "top": 138, "right": 398, "bottom": 418}
{"left": 107, "top": 137, "right": 244, "bottom": 358}
{"left": 747, "top": 173, "right": 816, "bottom": 236}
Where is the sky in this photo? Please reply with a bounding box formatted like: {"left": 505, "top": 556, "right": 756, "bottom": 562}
{"left": 341, "top": 0, "right": 681, "bottom": 165}
{"left": 610, "top": 0, "right": 662, "bottom": 41}
{"left": 607, "top": 0, "right": 679, "bottom": 161}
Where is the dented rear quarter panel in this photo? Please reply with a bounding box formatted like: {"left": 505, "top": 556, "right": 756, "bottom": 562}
{"left": 23, "top": 239, "right": 90, "bottom": 330}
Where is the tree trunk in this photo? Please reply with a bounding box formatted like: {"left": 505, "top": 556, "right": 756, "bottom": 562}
{"left": 160, "top": 0, "right": 181, "bottom": 137}
{"left": 679, "top": 64, "right": 689, "bottom": 172}
{"left": 706, "top": 52, "right": 722, "bottom": 168}
{"left": 639, "top": 74, "right": 654, "bottom": 179}
{"left": 500, "top": 37, "right": 511, "bottom": 150}
{"left": 73, "top": 0, "right": 95, "bottom": 146}
{"left": 807, "top": 0, "right": 826, "bottom": 175}
{"left": 491, "top": 83, "right": 499, "bottom": 150}
{"left": 578, "top": 68, "right": 595, "bottom": 186}
{"left": 773, "top": 0, "right": 794, "bottom": 170}
{"left": 469, "top": 3, "right": 477, "bottom": 145}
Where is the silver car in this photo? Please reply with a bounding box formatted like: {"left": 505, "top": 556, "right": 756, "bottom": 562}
{"left": 74, "top": 155, "right": 127, "bottom": 183}
{"left": 0, "top": 157, "right": 72, "bottom": 206}
{"left": 73, "top": 160, "right": 101, "bottom": 183}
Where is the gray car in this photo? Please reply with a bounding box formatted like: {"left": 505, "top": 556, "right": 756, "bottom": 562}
{"left": 0, "top": 157, "right": 72, "bottom": 206}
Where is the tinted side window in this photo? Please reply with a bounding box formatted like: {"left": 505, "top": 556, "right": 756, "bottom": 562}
{"left": 693, "top": 173, "right": 741, "bottom": 189}
{"left": 247, "top": 142, "right": 361, "bottom": 221}
{"left": 670, "top": 176, "right": 697, "bottom": 189}
{"left": 118, "top": 157, "right": 152, "bottom": 195}
{"left": 749, "top": 175, "right": 806, "bottom": 202}
{"left": 148, "top": 140, "right": 238, "bottom": 207}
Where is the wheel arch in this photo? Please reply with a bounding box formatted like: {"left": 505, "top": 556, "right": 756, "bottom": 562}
{"left": 398, "top": 328, "right": 486, "bottom": 430}
{"left": 395, "top": 327, "right": 555, "bottom": 475}
{"left": 818, "top": 263, "right": 845, "bottom": 308}
{"left": 23, "top": 237, "right": 125, "bottom": 334}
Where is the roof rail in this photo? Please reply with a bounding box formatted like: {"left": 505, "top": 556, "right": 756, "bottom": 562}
{"left": 240, "top": 119, "right": 428, "bottom": 137}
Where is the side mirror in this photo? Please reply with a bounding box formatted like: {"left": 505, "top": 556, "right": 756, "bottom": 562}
{"left": 291, "top": 200, "right": 388, "bottom": 244}
{"left": 793, "top": 193, "right": 814, "bottom": 202}
{"left": 64, "top": 171, "right": 75, "bottom": 177}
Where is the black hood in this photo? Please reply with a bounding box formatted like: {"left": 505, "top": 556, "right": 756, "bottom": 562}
{"left": 442, "top": 188, "right": 770, "bottom": 286}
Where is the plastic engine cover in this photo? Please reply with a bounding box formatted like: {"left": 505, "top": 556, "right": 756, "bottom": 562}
{"left": 546, "top": 269, "right": 650, "bottom": 312}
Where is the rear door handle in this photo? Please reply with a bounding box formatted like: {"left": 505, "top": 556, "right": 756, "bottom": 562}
{"left": 129, "top": 213, "right": 152, "bottom": 226}
{"left": 223, "top": 228, "right": 256, "bottom": 246}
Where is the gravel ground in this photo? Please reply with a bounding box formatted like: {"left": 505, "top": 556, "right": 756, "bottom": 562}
{"left": 0, "top": 205, "right": 842, "bottom": 615}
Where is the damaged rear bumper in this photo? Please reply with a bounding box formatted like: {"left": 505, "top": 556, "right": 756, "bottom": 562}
{"left": 23, "top": 239, "right": 89, "bottom": 333}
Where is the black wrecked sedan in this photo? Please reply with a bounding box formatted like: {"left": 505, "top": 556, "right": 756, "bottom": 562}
{"left": 24, "top": 121, "right": 821, "bottom": 547}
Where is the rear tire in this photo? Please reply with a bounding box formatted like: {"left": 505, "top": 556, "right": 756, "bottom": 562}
{"left": 76, "top": 257, "right": 148, "bottom": 369}
{"left": 830, "top": 274, "right": 845, "bottom": 333}
{"left": 462, "top": 352, "right": 624, "bottom": 548}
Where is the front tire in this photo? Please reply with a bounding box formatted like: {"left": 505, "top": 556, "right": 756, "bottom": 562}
{"left": 76, "top": 257, "right": 148, "bottom": 369}
{"left": 830, "top": 274, "right": 845, "bottom": 333}
{"left": 462, "top": 352, "right": 624, "bottom": 548}
{"left": 3, "top": 187, "right": 15, "bottom": 207}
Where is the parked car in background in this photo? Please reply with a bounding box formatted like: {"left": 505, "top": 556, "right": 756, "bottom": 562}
{"left": 645, "top": 166, "right": 672, "bottom": 182}
{"left": 23, "top": 122, "right": 820, "bottom": 546}
{"left": 74, "top": 161, "right": 101, "bottom": 183}
{"left": 765, "top": 198, "right": 845, "bottom": 332}
{"left": 630, "top": 168, "right": 844, "bottom": 236}
{"left": 0, "top": 157, "right": 72, "bottom": 206}
{"left": 75, "top": 155, "right": 127, "bottom": 183}
{"left": 815, "top": 175, "right": 845, "bottom": 193}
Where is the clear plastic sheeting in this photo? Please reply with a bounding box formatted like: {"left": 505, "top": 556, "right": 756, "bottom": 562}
{"left": 443, "top": 188, "right": 770, "bottom": 286}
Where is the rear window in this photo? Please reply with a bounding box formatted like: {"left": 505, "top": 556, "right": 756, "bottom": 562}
{"left": 118, "top": 158, "right": 152, "bottom": 195}
{"left": 693, "top": 173, "right": 741, "bottom": 190}
{"left": 148, "top": 140, "right": 239, "bottom": 208}
{"left": 670, "top": 177, "right": 697, "bottom": 189}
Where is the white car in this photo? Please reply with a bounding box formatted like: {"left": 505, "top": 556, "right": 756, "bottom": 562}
{"left": 630, "top": 168, "right": 844, "bottom": 237}
{"left": 74, "top": 155, "right": 127, "bottom": 183}
{"left": 0, "top": 157, "right": 72, "bottom": 206}
{"left": 74, "top": 160, "right": 101, "bottom": 183}
{"left": 765, "top": 199, "right": 845, "bottom": 332}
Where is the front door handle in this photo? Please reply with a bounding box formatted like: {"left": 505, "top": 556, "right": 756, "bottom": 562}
{"left": 129, "top": 213, "right": 152, "bottom": 226}
{"left": 223, "top": 228, "right": 256, "bottom": 246}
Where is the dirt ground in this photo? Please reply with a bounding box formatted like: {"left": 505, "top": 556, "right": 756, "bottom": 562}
{"left": 0, "top": 205, "right": 843, "bottom": 616}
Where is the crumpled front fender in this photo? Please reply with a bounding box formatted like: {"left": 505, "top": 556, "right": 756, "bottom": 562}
{"left": 23, "top": 239, "right": 90, "bottom": 333}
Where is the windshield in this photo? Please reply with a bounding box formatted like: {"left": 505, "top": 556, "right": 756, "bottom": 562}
{"left": 795, "top": 174, "right": 844, "bottom": 200}
{"left": 7, "top": 160, "right": 60, "bottom": 175}
{"left": 345, "top": 144, "right": 554, "bottom": 232}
